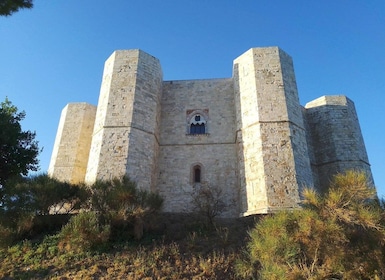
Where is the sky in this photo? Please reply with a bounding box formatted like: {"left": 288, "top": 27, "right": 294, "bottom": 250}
{"left": 1, "top": 1, "right": 384, "bottom": 196}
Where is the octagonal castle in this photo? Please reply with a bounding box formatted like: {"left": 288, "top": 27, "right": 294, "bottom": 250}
{"left": 48, "top": 47, "right": 372, "bottom": 217}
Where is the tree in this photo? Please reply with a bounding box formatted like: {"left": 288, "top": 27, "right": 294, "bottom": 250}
{"left": 0, "top": 98, "right": 40, "bottom": 186}
{"left": 191, "top": 183, "right": 227, "bottom": 226}
{"left": 1, "top": 174, "right": 89, "bottom": 216}
{"left": 237, "top": 171, "right": 385, "bottom": 279}
{"left": 0, "top": 0, "right": 33, "bottom": 16}
{"left": 0, "top": 175, "right": 89, "bottom": 245}
{"left": 89, "top": 176, "right": 163, "bottom": 240}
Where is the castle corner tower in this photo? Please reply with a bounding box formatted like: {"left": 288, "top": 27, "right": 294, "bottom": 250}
{"left": 85, "top": 50, "right": 163, "bottom": 191}
{"left": 304, "top": 96, "right": 373, "bottom": 191}
{"left": 48, "top": 103, "right": 96, "bottom": 184}
{"left": 233, "top": 47, "right": 314, "bottom": 216}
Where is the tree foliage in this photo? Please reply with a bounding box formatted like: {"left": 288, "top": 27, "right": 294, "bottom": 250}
{"left": 1, "top": 174, "right": 89, "bottom": 217}
{"left": 89, "top": 176, "right": 163, "bottom": 220}
{"left": 237, "top": 171, "right": 385, "bottom": 279}
{"left": 0, "top": 175, "right": 163, "bottom": 248}
{"left": 0, "top": 174, "right": 89, "bottom": 247}
{"left": 88, "top": 176, "right": 163, "bottom": 240}
{"left": 0, "top": 98, "right": 40, "bottom": 186}
{"left": 58, "top": 211, "right": 110, "bottom": 252}
{"left": 56, "top": 177, "right": 163, "bottom": 253}
{"left": 0, "top": 0, "right": 33, "bottom": 16}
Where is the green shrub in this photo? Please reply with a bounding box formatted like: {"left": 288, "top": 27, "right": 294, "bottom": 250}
{"left": 0, "top": 225, "right": 15, "bottom": 248}
{"left": 237, "top": 171, "right": 385, "bottom": 279}
{"left": 88, "top": 176, "right": 163, "bottom": 240}
{"left": 0, "top": 207, "right": 35, "bottom": 243}
{"left": 5, "top": 174, "right": 89, "bottom": 215}
{"left": 0, "top": 174, "right": 89, "bottom": 244}
{"left": 58, "top": 211, "right": 110, "bottom": 252}
{"left": 27, "top": 174, "right": 90, "bottom": 215}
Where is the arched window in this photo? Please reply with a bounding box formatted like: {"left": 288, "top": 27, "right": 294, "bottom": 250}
{"left": 191, "top": 163, "right": 203, "bottom": 184}
{"left": 189, "top": 114, "right": 206, "bottom": 134}
{"left": 194, "top": 165, "right": 201, "bottom": 183}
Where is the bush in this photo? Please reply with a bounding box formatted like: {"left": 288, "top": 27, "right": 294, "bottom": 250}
{"left": 27, "top": 174, "right": 90, "bottom": 215}
{"left": 237, "top": 171, "right": 385, "bottom": 279}
{"left": 58, "top": 211, "right": 110, "bottom": 252}
{"left": 0, "top": 174, "right": 89, "bottom": 244}
{"left": 88, "top": 176, "right": 163, "bottom": 240}
{"left": 5, "top": 174, "right": 89, "bottom": 215}
{"left": 0, "top": 225, "right": 15, "bottom": 248}
{"left": 0, "top": 175, "right": 163, "bottom": 248}
{"left": 191, "top": 183, "right": 226, "bottom": 226}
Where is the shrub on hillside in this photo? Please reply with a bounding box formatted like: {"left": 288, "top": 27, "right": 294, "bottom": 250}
{"left": 89, "top": 176, "right": 163, "bottom": 240}
{"left": 0, "top": 174, "right": 88, "bottom": 216}
{"left": 236, "top": 171, "right": 385, "bottom": 279}
{"left": 191, "top": 183, "right": 226, "bottom": 226}
{"left": 0, "top": 174, "right": 89, "bottom": 245}
{"left": 58, "top": 211, "right": 110, "bottom": 252}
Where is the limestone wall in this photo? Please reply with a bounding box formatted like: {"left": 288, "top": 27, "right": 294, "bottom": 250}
{"left": 302, "top": 107, "right": 320, "bottom": 188}
{"left": 48, "top": 103, "right": 96, "bottom": 184}
{"left": 158, "top": 79, "right": 239, "bottom": 217}
{"left": 233, "top": 47, "right": 313, "bottom": 216}
{"left": 278, "top": 51, "right": 314, "bottom": 194}
{"left": 85, "top": 50, "right": 163, "bottom": 192}
{"left": 305, "top": 96, "right": 372, "bottom": 191}
{"left": 48, "top": 46, "right": 374, "bottom": 218}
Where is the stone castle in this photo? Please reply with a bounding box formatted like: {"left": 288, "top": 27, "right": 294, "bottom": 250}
{"left": 48, "top": 46, "right": 372, "bottom": 217}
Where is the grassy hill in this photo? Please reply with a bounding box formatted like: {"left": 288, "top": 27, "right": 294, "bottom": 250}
{"left": 2, "top": 171, "right": 383, "bottom": 279}
{"left": 0, "top": 214, "right": 257, "bottom": 279}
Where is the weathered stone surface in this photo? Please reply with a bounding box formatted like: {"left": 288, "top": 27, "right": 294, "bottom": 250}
{"left": 304, "top": 95, "right": 372, "bottom": 191}
{"left": 158, "top": 78, "right": 238, "bottom": 217}
{"left": 48, "top": 103, "right": 96, "bottom": 184}
{"left": 233, "top": 47, "right": 313, "bottom": 215}
{"left": 85, "top": 50, "right": 162, "bottom": 192}
{"left": 49, "top": 47, "right": 373, "bottom": 217}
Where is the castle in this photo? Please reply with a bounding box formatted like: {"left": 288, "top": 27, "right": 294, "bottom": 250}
{"left": 48, "top": 47, "right": 372, "bottom": 217}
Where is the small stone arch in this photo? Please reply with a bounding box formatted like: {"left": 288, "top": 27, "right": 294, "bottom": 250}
{"left": 191, "top": 163, "right": 204, "bottom": 184}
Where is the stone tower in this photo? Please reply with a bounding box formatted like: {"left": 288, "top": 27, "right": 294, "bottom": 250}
{"left": 304, "top": 96, "right": 372, "bottom": 191}
{"left": 233, "top": 47, "right": 314, "bottom": 216}
{"left": 85, "top": 50, "right": 163, "bottom": 191}
{"left": 48, "top": 103, "right": 96, "bottom": 184}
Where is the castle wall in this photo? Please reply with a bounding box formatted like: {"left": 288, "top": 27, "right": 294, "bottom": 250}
{"left": 158, "top": 79, "right": 239, "bottom": 217}
{"left": 48, "top": 103, "right": 96, "bottom": 184}
{"left": 48, "top": 46, "right": 374, "bottom": 218}
{"left": 302, "top": 107, "right": 320, "bottom": 188}
{"left": 305, "top": 96, "right": 372, "bottom": 191}
{"left": 233, "top": 47, "right": 314, "bottom": 216}
{"left": 85, "top": 50, "right": 163, "bottom": 191}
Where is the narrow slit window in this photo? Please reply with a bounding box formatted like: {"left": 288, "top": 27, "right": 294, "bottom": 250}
{"left": 194, "top": 166, "right": 201, "bottom": 183}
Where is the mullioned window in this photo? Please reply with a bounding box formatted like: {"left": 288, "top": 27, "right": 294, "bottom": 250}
{"left": 186, "top": 109, "right": 209, "bottom": 135}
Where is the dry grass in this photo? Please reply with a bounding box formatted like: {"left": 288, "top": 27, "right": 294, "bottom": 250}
{"left": 0, "top": 213, "right": 256, "bottom": 280}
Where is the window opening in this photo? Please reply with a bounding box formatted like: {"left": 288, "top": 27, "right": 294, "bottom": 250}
{"left": 193, "top": 165, "right": 201, "bottom": 183}
{"left": 189, "top": 114, "right": 206, "bottom": 135}
{"left": 190, "top": 123, "right": 205, "bottom": 134}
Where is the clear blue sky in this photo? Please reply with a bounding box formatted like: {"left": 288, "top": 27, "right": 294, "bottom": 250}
{"left": 1, "top": 1, "right": 384, "bottom": 196}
